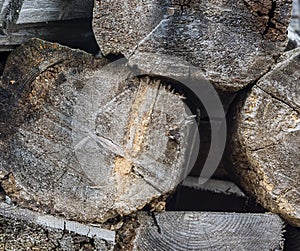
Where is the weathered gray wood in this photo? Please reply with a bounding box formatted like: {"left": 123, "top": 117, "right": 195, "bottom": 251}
{"left": 228, "top": 48, "right": 300, "bottom": 227}
{"left": 288, "top": 0, "right": 300, "bottom": 51}
{"left": 0, "top": 208, "right": 114, "bottom": 251}
{"left": 93, "top": 0, "right": 292, "bottom": 91}
{"left": 0, "top": 217, "right": 113, "bottom": 250}
{"left": 16, "top": 0, "right": 93, "bottom": 24}
{"left": 0, "top": 0, "right": 92, "bottom": 25}
{"left": 182, "top": 176, "right": 246, "bottom": 198}
{"left": 131, "top": 212, "right": 284, "bottom": 251}
{"left": 0, "top": 0, "right": 95, "bottom": 52}
{"left": 0, "top": 201, "right": 115, "bottom": 243}
{"left": 0, "top": 38, "right": 195, "bottom": 223}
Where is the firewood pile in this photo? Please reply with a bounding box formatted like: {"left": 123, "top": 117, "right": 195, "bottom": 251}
{"left": 0, "top": 0, "right": 299, "bottom": 250}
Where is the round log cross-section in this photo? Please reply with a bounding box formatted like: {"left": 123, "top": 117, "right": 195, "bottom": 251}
{"left": 229, "top": 48, "right": 300, "bottom": 227}
{"left": 93, "top": 0, "right": 292, "bottom": 91}
{"left": 0, "top": 39, "right": 196, "bottom": 222}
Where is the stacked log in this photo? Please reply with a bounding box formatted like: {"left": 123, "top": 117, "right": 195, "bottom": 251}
{"left": 92, "top": 0, "right": 300, "bottom": 227}
{"left": 0, "top": 38, "right": 197, "bottom": 223}
{"left": 93, "top": 0, "right": 291, "bottom": 91}
{"left": 0, "top": 0, "right": 298, "bottom": 250}
{"left": 0, "top": 201, "right": 285, "bottom": 251}
{"left": 228, "top": 47, "right": 300, "bottom": 227}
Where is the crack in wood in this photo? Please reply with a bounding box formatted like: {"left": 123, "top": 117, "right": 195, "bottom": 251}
{"left": 263, "top": 0, "right": 277, "bottom": 36}
{"left": 0, "top": 201, "right": 116, "bottom": 243}
{"left": 256, "top": 85, "right": 300, "bottom": 115}
{"left": 151, "top": 212, "right": 162, "bottom": 234}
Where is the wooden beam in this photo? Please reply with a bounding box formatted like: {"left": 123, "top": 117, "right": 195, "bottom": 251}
{"left": 0, "top": 202, "right": 115, "bottom": 242}
{"left": 16, "top": 0, "right": 93, "bottom": 24}
{"left": 0, "top": 202, "right": 115, "bottom": 250}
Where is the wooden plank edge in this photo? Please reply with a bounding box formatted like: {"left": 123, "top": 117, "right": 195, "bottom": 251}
{"left": 0, "top": 201, "right": 115, "bottom": 244}
{"left": 182, "top": 176, "right": 246, "bottom": 198}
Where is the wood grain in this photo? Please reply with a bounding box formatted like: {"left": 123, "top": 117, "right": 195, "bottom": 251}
{"left": 132, "top": 212, "right": 284, "bottom": 251}
{"left": 93, "top": 0, "right": 292, "bottom": 91}
{"left": 229, "top": 47, "right": 300, "bottom": 227}
{"left": 0, "top": 0, "right": 95, "bottom": 52}
{"left": 16, "top": 0, "right": 93, "bottom": 24}
{"left": 0, "top": 38, "right": 195, "bottom": 223}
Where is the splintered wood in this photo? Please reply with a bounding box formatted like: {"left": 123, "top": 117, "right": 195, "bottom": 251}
{"left": 132, "top": 212, "right": 284, "bottom": 251}
{"left": 0, "top": 0, "right": 298, "bottom": 250}
{"left": 0, "top": 39, "right": 194, "bottom": 223}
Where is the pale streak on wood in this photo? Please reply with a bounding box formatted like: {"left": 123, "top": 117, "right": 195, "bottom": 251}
{"left": 132, "top": 212, "right": 284, "bottom": 251}
{"left": 93, "top": 0, "right": 292, "bottom": 91}
{"left": 124, "top": 78, "right": 160, "bottom": 158}
{"left": 0, "top": 202, "right": 115, "bottom": 243}
{"left": 0, "top": 38, "right": 194, "bottom": 223}
{"left": 229, "top": 48, "right": 300, "bottom": 227}
{"left": 182, "top": 176, "right": 246, "bottom": 197}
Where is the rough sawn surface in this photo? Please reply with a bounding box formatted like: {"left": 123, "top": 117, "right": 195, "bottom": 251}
{"left": 230, "top": 47, "right": 300, "bottom": 227}
{"left": 93, "top": 0, "right": 292, "bottom": 91}
{"left": 0, "top": 39, "right": 194, "bottom": 223}
{"left": 132, "top": 212, "right": 284, "bottom": 251}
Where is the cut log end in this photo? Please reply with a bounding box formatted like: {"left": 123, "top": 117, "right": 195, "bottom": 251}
{"left": 132, "top": 212, "right": 284, "bottom": 251}
{"left": 93, "top": 0, "right": 292, "bottom": 91}
{"left": 0, "top": 39, "right": 196, "bottom": 223}
{"left": 229, "top": 47, "right": 300, "bottom": 227}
